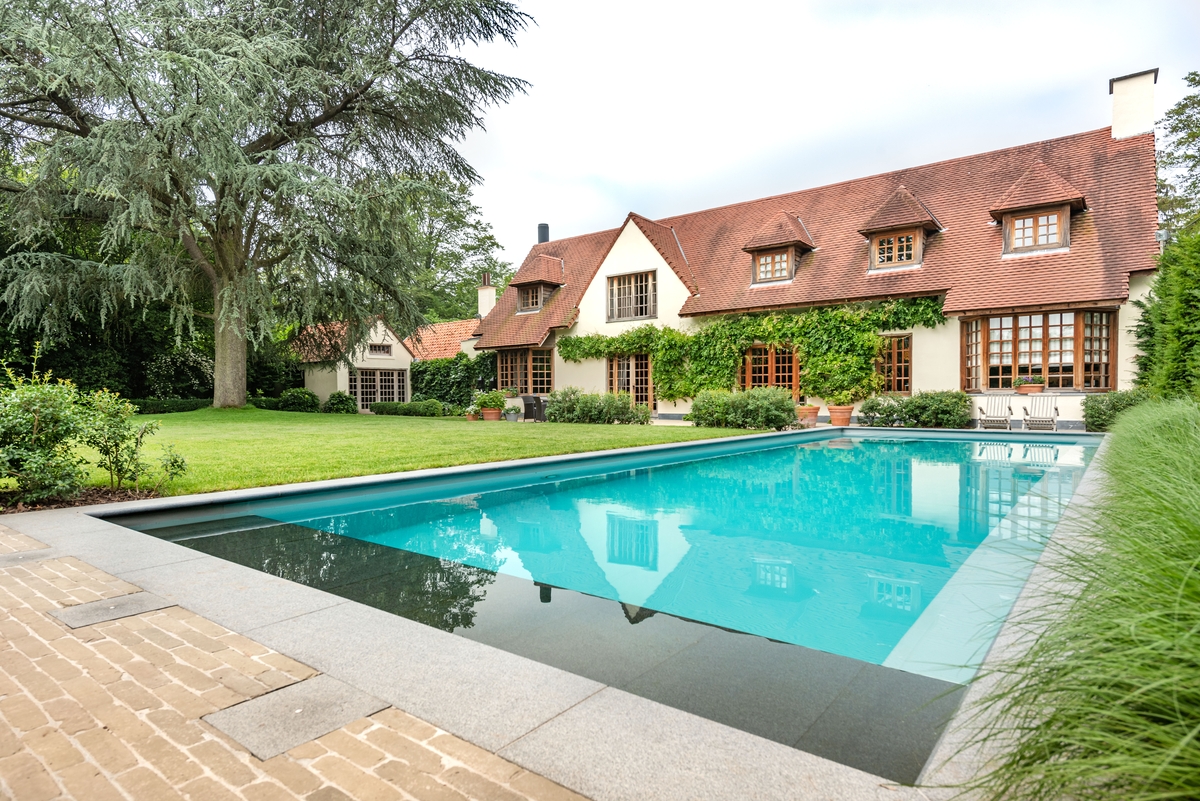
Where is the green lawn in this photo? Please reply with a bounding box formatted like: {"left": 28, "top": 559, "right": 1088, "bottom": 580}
{"left": 90, "top": 407, "right": 749, "bottom": 496}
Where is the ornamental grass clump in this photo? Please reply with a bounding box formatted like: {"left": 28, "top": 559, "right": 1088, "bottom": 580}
{"left": 965, "top": 399, "right": 1200, "bottom": 801}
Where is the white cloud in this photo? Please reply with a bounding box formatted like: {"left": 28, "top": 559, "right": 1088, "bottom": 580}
{"left": 457, "top": 0, "right": 1198, "bottom": 263}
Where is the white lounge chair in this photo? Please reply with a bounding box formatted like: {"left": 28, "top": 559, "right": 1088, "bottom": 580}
{"left": 978, "top": 395, "right": 1014, "bottom": 430}
{"left": 1023, "top": 394, "right": 1059, "bottom": 432}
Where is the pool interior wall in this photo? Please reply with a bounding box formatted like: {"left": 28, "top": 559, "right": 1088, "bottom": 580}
{"left": 102, "top": 428, "right": 1101, "bottom": 784}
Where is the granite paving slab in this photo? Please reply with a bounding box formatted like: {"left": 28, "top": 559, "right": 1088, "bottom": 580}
{"left": 50, "top": 590, "right": 174, "bottom": 628}
{"left": 203, "top": 674, "right": 389, "bottom": 759}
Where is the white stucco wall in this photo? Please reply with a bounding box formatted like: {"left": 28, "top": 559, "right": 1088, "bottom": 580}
{"left": 553, "top": 220, "right": 698, "bottom": 416}
{"left": 1117, "top": 271, "right": 1153, "bottom": 391}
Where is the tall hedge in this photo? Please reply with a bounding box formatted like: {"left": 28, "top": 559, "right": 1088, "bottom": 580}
{"left": 1135, "top": 232, "right": 1200, "bottom": 398}
{"left": 410, "top": 352, "right": 496, "bottom": 406}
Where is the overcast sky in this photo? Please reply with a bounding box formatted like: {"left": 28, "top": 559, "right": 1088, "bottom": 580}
{"left": 458, "top": 1, "right": 1199, "bottom": 265}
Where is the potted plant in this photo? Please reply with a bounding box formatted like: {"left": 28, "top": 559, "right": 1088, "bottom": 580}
{"left": 1012, "top": 376, "right": 1045, "bottom": 394}
{"left": 476, "top": 389, "right": 507, "bottom": 421}
{"left": 799, "top": 354, "right": 883, "bottom": 427}
{"left": 502, "top": 386, "right": 520, "bottom": 399}
{"left": 795, "top": 398, "right": 820, "bottom": 428}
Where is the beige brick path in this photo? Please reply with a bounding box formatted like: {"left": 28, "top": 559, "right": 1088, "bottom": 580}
{"left": 0, "top": 531, "right": 588, "bottom": 801}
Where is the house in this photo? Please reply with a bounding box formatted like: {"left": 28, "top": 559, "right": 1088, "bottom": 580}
{"left": 301, "top": 276, "right": 496, "bottom": 410}
{"left": 471, "top": 70, "right": 1161, "bottom": 427}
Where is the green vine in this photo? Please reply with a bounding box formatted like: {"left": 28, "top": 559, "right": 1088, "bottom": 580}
{"left": 556, "top": 297, "right": 946, "bottom": 401}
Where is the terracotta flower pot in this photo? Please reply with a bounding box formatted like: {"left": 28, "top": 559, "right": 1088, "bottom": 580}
{"left": 481, "top": 408, "right": 503, "bottom": 421}
{"left": 1016, "top": 384, "right": 1045, "bottom": 394}
{"left": 827, "top": 405, "right": 854, "bottom": 427}
{"left": 465, "top": 413, "right": 478, "bottom": 421}
{"left": 795, "top": 405, "right": 820, "bottom": 428}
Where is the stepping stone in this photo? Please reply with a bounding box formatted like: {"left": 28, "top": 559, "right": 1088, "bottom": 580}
{"left": 203, "top": 674, "right": 387, "bottom": 759}
{"left": 50, "top": 591, "right": 174, "bottom": 628}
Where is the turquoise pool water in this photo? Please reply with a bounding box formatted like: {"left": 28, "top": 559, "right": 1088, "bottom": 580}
{"left": 219, "top": 433, "right": 1096, "bottom": 683}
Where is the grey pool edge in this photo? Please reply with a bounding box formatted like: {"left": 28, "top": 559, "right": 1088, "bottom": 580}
{"left": 1, "top": 427, "right": 1105, "bottom": 801}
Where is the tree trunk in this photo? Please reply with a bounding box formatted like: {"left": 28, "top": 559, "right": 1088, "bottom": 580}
{"left": 212, "top": 289, "right": 247, "bottom": 408}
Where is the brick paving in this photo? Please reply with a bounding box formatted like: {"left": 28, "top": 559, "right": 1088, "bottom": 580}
{"left": 0, "top": 528, "right": 588, "bottom": 801}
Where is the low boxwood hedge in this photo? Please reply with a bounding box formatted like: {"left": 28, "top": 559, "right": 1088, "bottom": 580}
{"left": 857, "top": 391, "right": 972, "bottom": 428}
{"left": 370, "top": 399, "right": 443, "bottom": 417}
{"left": 129, "top": 398, "right": 212, "bottom": 414}
{"left": 685, "top": 387, "right": 795, "bottom": 430}
{"left": 1082, "top": 388, "right": 1152, "bottom": 432}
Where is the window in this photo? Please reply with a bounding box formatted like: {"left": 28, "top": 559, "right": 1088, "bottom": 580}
{"left": 872, "top": 229, "right": 919, "bottom": 268}
{"left": 518, "top": 285, "right": 544, "bottom": 311}
{"left": 962, "top": 310, "right": 1115, "bottom": 391}
{"left": 755, "top": 249, "right": 790, "bottom": 282}
{"left": 608, "top": 354, "right": 654, "bottom": 408}
{"left": 350, "top": 369, "right": 406, "bottom": 410}
{"left": 607, "top": 272, "right": 657, "bottom": 321}
{"left": 368, "top": 343, "right": 391, "bottom": 356}
{"left": 1005, "top": 207, "right": 1067, "bottom": 253}
{"left": 739, "top": 345, "right": 798, "bottom": 399}
{"left": 878, "top": 335, "right": 912, "bottom": 394}
{"left": 606, "top": 514, "right": 658, "bottom": 570}
{"left": 498, "top": 349, "right": 554, "bottom": 395}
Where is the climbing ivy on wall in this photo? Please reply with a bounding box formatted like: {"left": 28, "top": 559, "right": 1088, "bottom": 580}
{"left": 555, "top": 297, "right": 946, "bottom": 401}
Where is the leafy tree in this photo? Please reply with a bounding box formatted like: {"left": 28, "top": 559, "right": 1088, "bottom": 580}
{"left": 1159, "top": 71, "right": 1200, "bottom": 236}
{"left": 406, "top": 177, "right": 512, "bottom": 322}
{"left": 0, "top": 0, "right": 528, "bottom": 406}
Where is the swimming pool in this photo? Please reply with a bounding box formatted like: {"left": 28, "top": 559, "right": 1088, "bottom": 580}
{"left": 105, "top": 429, "right": 1099, "bottom": 781}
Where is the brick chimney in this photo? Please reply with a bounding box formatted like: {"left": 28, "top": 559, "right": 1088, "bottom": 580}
{"left": 477, "top": 271, "right": 496, "bottom": 318}
{"left": 1110, "top": 68, "right": 1158, "bottom": 139}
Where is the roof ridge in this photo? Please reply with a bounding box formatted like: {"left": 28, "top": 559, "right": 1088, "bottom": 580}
{"left": 650, "top": 127, "right": 1123, "bottom": 226}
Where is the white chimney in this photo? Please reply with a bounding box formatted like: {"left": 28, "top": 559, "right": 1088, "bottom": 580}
{"left": 477, "top": 271, "right": 496, "bottom": 317}
{"left": 1110, "top": 68, "right": 1158, "bottom": 139}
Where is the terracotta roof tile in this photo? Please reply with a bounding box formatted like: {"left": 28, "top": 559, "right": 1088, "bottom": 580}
{"left": 858, "top": 185, "right": 941, "bottom": 235}
{"left": 743, "top": 211, "right": 816, "bottom": 251}
{"left": 509, "top": 254, "right": 566, "bottom": 286}
{"left": 403, "top": 319, "right": 479, "bottom": 360}
{"left": 474, "top": 228, "right": 621, "bottom": 349}
{"left": 481, "top": 127, "right": 1156, "bottom": 341}
{"left": 988, "top": 158, "right": 1087, "bottom": 220}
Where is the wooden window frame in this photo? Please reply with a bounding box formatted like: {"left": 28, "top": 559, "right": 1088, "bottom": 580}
{"left": 1002, "top": 205, "right": 1070, "bottom": 254}
{"left": 739, "top": 345, "right": 800, "bottom": 400}
{"left": 517, "top": 285, "right": 544, "bottom": 312}
{"left": 878, "top": 334, "right": 912, "bottom": 395}
{"left": 959, "top": 309, "right": 1117, "bottom": 392}
{"left": 498, "top": 348, "right": 553, "bottom": 395}
{"left": 607, "top": 354, "right": 655, "bottom": 409}
{"left": 870, "top": 228, "right": 923, "bottom": 269}
{"left": 367, "top": 343, "right": 392, "bottom": 356}
{"left": 752, "top": 247, "right": 794, "bottom": 284}
{"left": 607, "top": 271, "right": 658, "bottom": 322}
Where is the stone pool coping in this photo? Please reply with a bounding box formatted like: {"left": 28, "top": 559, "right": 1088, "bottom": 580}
{"left": 2, "top": 426, "right": 1106, "bottom": 800}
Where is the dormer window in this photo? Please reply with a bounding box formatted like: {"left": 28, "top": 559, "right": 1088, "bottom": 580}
{"left": 1005, "top": 207, "right": 1067, "bottom": 253}
{"left": 518, "top": 285, "right": 545, "bottom": 311}
{"left": 873, "top": 230, "right": 918, "bottom": 266}
{"left": 755, "top": 249, "right": 791, "bottom": 282}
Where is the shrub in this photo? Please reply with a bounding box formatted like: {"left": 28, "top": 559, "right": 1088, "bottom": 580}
{"left": 370, "top": 400, "right": 443, "bottom": 417}
{"left": 144, "top": 347, "right": 214, "bottom": 399}
{"left": 245, "top": 396, "right": 280, "bottom": 411}
{"left": 82, "top": 389, "right": 187, "bottom": 491}
{"left": 130, "top": 398, "right": 212, "bottom": 414}
{"left": 905, "top": 390, "right": 972, "bottom": 428}
{"left": 800, "top": 353, "right": 882, "bottom": 406}
{"left": 544, "top": 387, "right": 651, "bottom": 424}
{"left": 1083, "top": 388, "right": 1152, "bottom": 432}
{"left": 686, "top": 387, "right": 795, "bottom": 430}
{"left": 968, "top": 400, "right": 1200, "bottom": 800}
{"left": 278, "top": 387, "right": 320, "bottom": 413}
{"left": 857, "top": 391, "right": 972, "bottom": 428}
{"left": 857, "top": 394, "right": 907, "bottom": 427}
{"left": 0, "top": 370, "right": 86, "bottom": 502}
{"left": 1134, "top": 231, "right": 1200, "bottom": 398}
{"left": 321, "top": 391, "right": 358, "bottom": 414}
